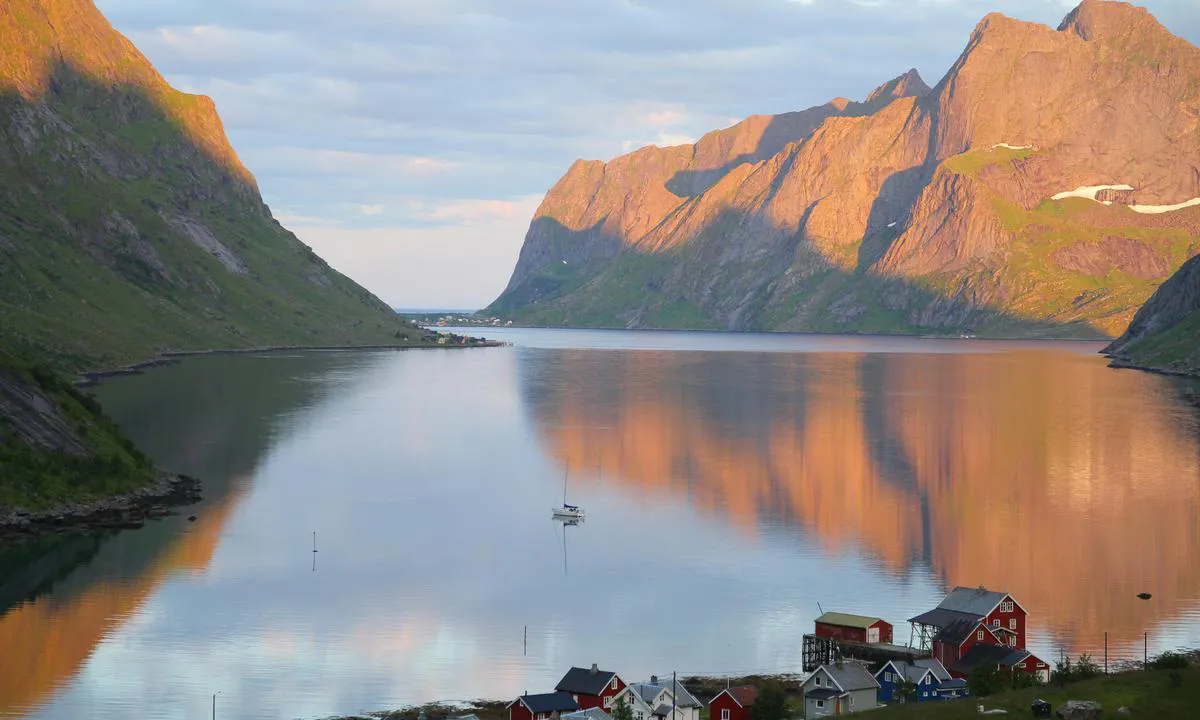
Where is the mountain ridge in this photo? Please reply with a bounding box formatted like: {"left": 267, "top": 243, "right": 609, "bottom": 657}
{"left": 0, "top": 0, "right": 431, "bottom": 370}
{"left": 488, "top": 0, "right": 1200, "bottom": 338}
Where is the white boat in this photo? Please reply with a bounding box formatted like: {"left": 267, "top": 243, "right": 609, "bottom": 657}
{"left": 552, "top": 503, "right": 585, "bottom": 519}
{"left": 551, "top": 468, "right": 585, "bottom": 519}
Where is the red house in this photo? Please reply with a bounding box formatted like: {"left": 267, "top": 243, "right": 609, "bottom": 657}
{"left": 508, "top": 692, "right": 579, "bottom": 720}
{"left": 909, "top": 587, "right": 1029, "bottom": 653}
{"left": 555, "top": 665, "right": 625, "bottom": 710}
{"left": 709, "top": 686, "right": 758, "bottom": 720}
{"left": 954, "top": 645, "right": 1051, "bottom": 683}
{"left": 814, "top": 612, "right": 894, "bottom": 645}
{"left": 930, "top": 618, "right": 1003, "bottom": 670}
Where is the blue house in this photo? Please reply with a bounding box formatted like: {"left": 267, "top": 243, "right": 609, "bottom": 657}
{"left": 874, "top": 658, "right": 967, "bottom": 702}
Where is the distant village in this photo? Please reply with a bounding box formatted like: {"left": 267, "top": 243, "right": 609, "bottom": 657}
{"left": 493, "top": 587, "right": 1048, "bottom": 719}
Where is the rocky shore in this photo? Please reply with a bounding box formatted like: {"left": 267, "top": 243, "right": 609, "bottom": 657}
{"left": 0, "top": 472, "right": 202, "bottom": 543}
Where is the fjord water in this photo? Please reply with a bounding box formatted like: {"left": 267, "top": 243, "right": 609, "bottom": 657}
{"left": 3, "top": 329, "right": 1199, "bottom": 720}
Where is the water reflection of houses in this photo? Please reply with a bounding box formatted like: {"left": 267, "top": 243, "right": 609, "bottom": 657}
{"left": 522, "top": 348, "right": 1200, "bottom": 654}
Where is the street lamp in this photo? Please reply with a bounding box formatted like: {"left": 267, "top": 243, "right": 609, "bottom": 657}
{"left": 213, "top": 691, "right": 221, "bottom": 720}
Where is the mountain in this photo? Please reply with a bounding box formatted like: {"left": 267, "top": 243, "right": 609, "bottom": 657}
{"left": 0, "top": 0, "right": 425, "bottom": 370}
{"left": 488, "top": 0, "right": 1200, "bottom": 338}
{"left": 1104, "top": 254, "right": 1200, "bottom": 375}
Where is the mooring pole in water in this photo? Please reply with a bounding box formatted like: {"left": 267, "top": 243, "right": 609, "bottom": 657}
{"left": 524, "top": 625, "right": 527, "bottom": 656}
{"left": 1104, "top": 632, "right": 1108, "bottom": 673}
{"left": 313, "top": 531, "right": 317, "bottom": 553}
{"left": 1144, "top": 632, "right": 1148, "bottom": 671}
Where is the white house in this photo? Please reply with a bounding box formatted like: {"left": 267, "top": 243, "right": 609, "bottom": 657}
{"left": 610, "top": 677, "right": 701, "bottom": 720}
{"left": 802, "top": 662, "right": 880, "bottom": 717}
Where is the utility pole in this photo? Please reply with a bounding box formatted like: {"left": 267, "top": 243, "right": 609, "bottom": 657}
{"left": 212, "top": 691, "right": 220, "bottom": 720}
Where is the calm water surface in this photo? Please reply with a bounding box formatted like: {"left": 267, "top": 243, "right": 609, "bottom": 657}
{"left": 2, "top": 329, "right": 1199, "bottom": 719}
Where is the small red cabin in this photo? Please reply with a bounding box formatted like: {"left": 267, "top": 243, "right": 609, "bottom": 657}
{"left": 508, "top": 692, "right": 579, "bottom": 720}
{"left": 709, "top": 686, "right": 757, "bottom": 720}
{"left": 555, "top": 665, "right": 625, "bottom": 711}
{"left": 814, "top": 612, "right": 894, "bottom": 645}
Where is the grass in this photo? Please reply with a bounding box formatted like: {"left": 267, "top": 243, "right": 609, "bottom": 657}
{"left": 870, "top": 666, "right": 1200, "bottom": 719}
{"left": 0, "top": 353, "right": 158, "bottom": 512}
{"left": 0, "top": 57, "right": 432, "bottom": 372}
{"left": 942, "top": 146, "right": 1037, "bottom": 177}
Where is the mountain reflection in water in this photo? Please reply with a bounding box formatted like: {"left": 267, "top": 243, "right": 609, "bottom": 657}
{"left": 523, "top": 347, "right": 1200, "bottom": 654}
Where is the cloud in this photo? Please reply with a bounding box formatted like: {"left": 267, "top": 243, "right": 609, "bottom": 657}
{"left": 93, "top": 0, "right": 1200, "bottom": 307}
{"left": 287, "top": 195, "right": 544, "bottom": 309}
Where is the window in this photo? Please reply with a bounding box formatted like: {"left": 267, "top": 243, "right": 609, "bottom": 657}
{"left": 636, "top": 713, "right": 644, "bottom": 720}
{"left": 815, "top": 676, "right": 822, "bottom": 686}
{"left": 814, "top": 701, "right": 824, "bottom": 709}
{"left": 721, "top": 710, "right": 730, "bottom": 720}
{"left": 993, "top": 619, "right": 1000, "bottom": 627}
{"left": 1010, "top": 619, "right": 1018, "bottom": 630}
{"left": 1001, "top": 601, "right": 1014, "bottom": 613}
{"left": 612, "top": 679, "right": 619, "bottom": 690}
{"left": 977, "top": 630, "right": 984, "bottom": 641}
{"left": 849, "top": 696, "right": 854, "bottom": 707}
{"left": 1008, "top": 636, "right": 1017, "bottom": 647}
{"left": 884, "top": 672, "right": 892, "bottom": 682}
{"left": 604, "top": 698, "right": 613, "bottom": 709}
{"left": 922, "top": 692, "right": 928, "bottom": 698}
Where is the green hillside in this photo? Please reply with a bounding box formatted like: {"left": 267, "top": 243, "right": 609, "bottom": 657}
{"left": 0, "top": 0, "right": 428, "bottom": 371}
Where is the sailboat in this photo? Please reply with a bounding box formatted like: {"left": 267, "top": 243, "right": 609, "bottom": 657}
{"left": 551, "top": 467, "right": 585, "bottom": 519}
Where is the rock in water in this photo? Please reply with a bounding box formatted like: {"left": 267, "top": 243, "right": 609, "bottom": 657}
{"left": 1056, "top": 700, "right": 1102, "bottom": 720}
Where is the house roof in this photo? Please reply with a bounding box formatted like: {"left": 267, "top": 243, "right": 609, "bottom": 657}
{"left": 515, "top": 692, "right": 580, "bottom": 714}
{"left": 628, "top": 684, "right": 664, "bottom": 705}
{"left": 562, "top": 709, "right": 613, "bottom": 720}
{"left": 644, "top": 679, "right": 701, "bottom": 709}
{"left": 804, "top": 688, "right": 841, "bottom": 701}
{"left": 933, "top": 618, "right": 991, "bottom": 647}
{"left": 939, "top": 679, "right": 969, "bottom": 690}
{"left": 714, "top": 686, "right": 758, "bottom": 708}
{"left": 652, "top": 705, "right": 673, "bottom": 717}
{"left": 558, "top": 667, "right": 619, "bottom": 696}
{"left": 953, "top": 644, "right": 1030, "bottom": 675}
{"left": 908, "top": 607, "right": 981, "bottom": 628}
{"left": 913, "top": 658, "right": 952, "bottom": 682}
{"left": 877, "top": 658, "right": 951, "bottom": 686}
{"left": 937, "top": 587, "right": 1012, "bottom": 617}
{"left": 820, "top": 662, "right": 880, "bottom": 692}
{"left": 815, "top": 612, "right": 887, "bottom": 629}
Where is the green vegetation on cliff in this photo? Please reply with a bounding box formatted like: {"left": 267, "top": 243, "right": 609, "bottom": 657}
{"left": 0, "top": 353, "right": 156, "bottom": 512}
{"left": 0, "top": 0, "right": 427, "bottom": 371}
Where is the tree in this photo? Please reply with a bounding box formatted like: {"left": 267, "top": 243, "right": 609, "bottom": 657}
{"left": 968, "top": 665, "right": 1002, "bottom": 697}
{"left": 611, "top": 697, "right": 634, "bottom": 720}
{"left": 749, "top": 681, "right": 789, "bottom": 720}
{"left": 894, "top": 679, "right": 918, "bottom": 703}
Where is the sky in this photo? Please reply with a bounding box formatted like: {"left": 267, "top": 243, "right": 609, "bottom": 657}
{"left": 92, "top": 0, "right": 1200, "bottom": 311}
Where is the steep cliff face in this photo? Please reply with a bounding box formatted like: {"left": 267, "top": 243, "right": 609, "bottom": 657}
{"left": 489, "top": 0, "right": 1200, "bottom": 338}
{"left": 1105, "top": 254, "right": 1200, "bottom": 374}
{"left": 0, "top": 0, "right": 423, "bottom": 369}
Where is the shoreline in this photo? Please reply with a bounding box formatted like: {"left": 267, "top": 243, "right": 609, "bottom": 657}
{"left": 1104, "top": 356, "right": 1200, "bottom": 381}
{"left": 327, "top": 674, "right": 807, "bottom": 720}
{"left": 0, "top": 472, "right": 202, "bottom": 543}
{"left": 74, "top": 340, "right": 507, "bottom": 387}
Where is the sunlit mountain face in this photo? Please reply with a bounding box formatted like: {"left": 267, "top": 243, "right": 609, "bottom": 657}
{"left": 523, "top": 347, "right": 1200, "bottom": 655}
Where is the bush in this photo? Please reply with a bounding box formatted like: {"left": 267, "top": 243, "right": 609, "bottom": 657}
{"left": 1152, "top": 652, "right": 1191, "bottom": 670}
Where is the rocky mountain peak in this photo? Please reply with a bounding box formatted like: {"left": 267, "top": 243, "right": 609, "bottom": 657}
{"left": 865, "top": 68, "right": 930, "bottom": 105}
{"left": 1058, "top": 0, "right": 1161, "bottom": 41}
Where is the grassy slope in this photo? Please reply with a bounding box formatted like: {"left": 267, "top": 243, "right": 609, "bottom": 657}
{"left": 0, "top": 353, "right": 156, "bottom": 512}
{"left": 870, "top": 666, "right": 1200, "bottom": 719}
{"left": 0, "top": 1, "right": 431, "bottom": 371}
{"left": 1121, "top": 311, "right": 1200, "bottom": 373}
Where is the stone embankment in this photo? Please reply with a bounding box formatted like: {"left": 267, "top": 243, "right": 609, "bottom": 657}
{"left": 0, "top": 472, "right": 202, "bottom": 542}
